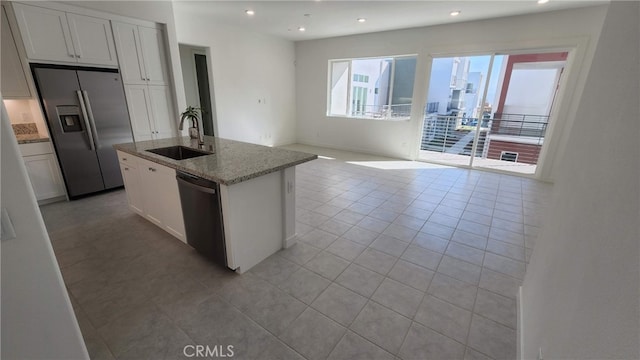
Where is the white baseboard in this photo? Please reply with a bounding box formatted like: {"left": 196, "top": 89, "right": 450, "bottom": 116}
{"left": 284, "top": 234, "right": 297, "bottom": 249}
{"left": 296, "top": 138, "right": 412, "bottom": 161}
{"left": 517, "top": 286, "right": 524, "bottom": 360}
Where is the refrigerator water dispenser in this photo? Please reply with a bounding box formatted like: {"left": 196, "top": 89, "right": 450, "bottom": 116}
{"left": 56, "top": 106, "right": 82, "bottom": 133}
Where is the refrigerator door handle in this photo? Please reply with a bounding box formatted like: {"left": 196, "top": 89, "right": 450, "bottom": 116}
{"left": 82, "top": 90, "right": 100, "bottom": 149}
{"left": 76, "top": 90, "right": 96, "bottom": 151}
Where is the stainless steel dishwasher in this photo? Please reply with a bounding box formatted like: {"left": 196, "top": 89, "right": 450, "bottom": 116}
{"left": 176, "top": 171, "right": 227, "bottom": 267}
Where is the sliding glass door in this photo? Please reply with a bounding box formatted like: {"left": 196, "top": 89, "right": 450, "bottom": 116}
{"left": 418, "top": 51, "right": 567, "bottom": 175}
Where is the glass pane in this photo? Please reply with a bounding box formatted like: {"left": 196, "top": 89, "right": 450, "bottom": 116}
{"left": 329, "top": 61, "right": 349, "bottom": 116}
{"left": 351, "top": 58, "right": 392, "bottom": 118}
{"left": 419, "top": 55, "right": 493, "bottom": 166}
{"left": 473, "top": 52, "right": 567, "bottom": 175}
{"left": 391, "top": 57, "right": 416, "bottom": 118}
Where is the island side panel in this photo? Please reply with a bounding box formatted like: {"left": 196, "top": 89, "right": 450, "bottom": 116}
{"left": 219, "top": 170, "right": 284, "bottom": 273}
{"left": 282, "top": 167, "right": 296, "bottom": 248}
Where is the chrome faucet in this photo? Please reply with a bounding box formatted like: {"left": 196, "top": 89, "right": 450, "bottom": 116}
{"left": 179, "top": 109, "right": 204, "bottom": 146}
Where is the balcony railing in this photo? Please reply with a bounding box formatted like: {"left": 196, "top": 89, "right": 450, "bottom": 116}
{"left": 420, "top": 113, "right": 549, "bottom": 155}
{"left": 350, "top": 104, "right": 412, "bottom": 119}
{"left": 491, "top": 113, "right": 549, "bottom": 138}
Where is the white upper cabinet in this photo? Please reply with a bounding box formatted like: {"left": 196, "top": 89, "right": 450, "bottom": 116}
{"left": 1, "top": 6, "right": 31, "bottom": 98}
{"left": 13, "top": 4, "right": 75, "bottom": 63}
{"left": 138, "top": 26, "right": 169, "bottom": 86}
{"left": 113, "top": 22, "right": 168, "bottom": 86}
{"left": 12, "top": 3, "right": 117, "bottom": 66}
{"left": 66, "top": 13, "right": 117, "bottom": 66}
{"left": 112, "top": 22, "right": 147, "bottom": 85}
{"left": 112, "top": 22, "right": 146, "bottom": 84}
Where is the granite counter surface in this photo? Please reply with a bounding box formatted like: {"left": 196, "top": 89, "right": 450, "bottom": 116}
{"left": 114, "top": 136, "right": 317, "bottom": 185}
{"left": 17, "top": 137, "right": 50, "bottom": 144}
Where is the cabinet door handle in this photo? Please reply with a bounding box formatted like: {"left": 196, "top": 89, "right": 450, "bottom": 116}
{"left": 148, "top": 167, "right": 156, "bottom": 172}
{"left": 124, "top": 167, "right": 129, "bottom": 171}
{"left": 68, "top": 54, "right": 75, "bottom": 58}
{"left": 76, "top": 54, "right": 81, "bottom": 58}
{"left": 122, "top": 157, "right": 127, "bottom": 161}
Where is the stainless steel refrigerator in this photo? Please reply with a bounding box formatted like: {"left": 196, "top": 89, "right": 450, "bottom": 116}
{"left": 33, "top": 66, "right": 133, "bottom": 198}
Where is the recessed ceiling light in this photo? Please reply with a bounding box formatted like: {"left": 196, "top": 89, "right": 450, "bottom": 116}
{"left": 298, "top": 26, "right": 306, "bottom": 32}
{"left": 357, "top": 18, "right": 366, "bottom": 23}
{"left": 245, "top": 9, "right": 255, "bottom": 16}
{"left": 537, "top": 0, "right": 549, "bottom": 3}
{"left": 450, "top": 10, "right": 461, "bottom": 16}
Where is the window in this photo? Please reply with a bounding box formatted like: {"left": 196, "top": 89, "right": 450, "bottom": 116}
{"left": 352, "top": 86, "right": 368, "bottom": 116}
{"left": 328, "top": 55, "right": 417, "bottom": 120}
{"left": 353, "top": 74, "right": 369, "bottom": 83}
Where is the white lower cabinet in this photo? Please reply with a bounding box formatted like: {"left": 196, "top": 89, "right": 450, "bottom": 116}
{"left": 118, "top": 162, "right": 144, "bottom": 216}
{"left": 20, "top": 142, "right": 66, "bottom": 202}
{"left": 117, "top": 152, "right": 185, "bottom": 242}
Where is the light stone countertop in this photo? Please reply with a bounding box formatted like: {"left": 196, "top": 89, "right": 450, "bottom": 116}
{"left": 114, "top": 136, "right": 317, "bottom": 185}
{"left": 17, "top": 136, "right": 50, "bottom": 144}
{"left": 12, "top": 123, "right": 50, "bottom": 144}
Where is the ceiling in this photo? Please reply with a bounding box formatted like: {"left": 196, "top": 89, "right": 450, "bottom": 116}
{"left": 172, "top": 1, "right": 608, "bottom": 41}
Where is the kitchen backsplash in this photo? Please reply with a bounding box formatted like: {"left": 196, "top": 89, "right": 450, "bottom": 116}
{"left": 12, "top": 122, "right": 43, "bottom": 140}
{"left": 12, "top": 122, "right": 38, "bottom": 135}
{"left": 3, "top": 99, "right": 49, "bottom": 139}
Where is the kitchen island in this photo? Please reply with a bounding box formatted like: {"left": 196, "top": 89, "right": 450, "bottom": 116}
{"left": 114, "top": 136, "right": 316, "bottom": 273}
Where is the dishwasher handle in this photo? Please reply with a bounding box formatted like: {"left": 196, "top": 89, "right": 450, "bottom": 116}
{"left": 176, "top": 174, "right": 217, "bottom": 194}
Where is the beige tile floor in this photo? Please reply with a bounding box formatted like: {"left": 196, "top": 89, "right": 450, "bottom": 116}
{"left": 41, "top": 145, "right": 551, "bottom": 360}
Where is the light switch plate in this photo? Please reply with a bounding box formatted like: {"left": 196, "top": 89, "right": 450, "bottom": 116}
{"left": 1, "top": 208, "right": 17, "bottom": 241}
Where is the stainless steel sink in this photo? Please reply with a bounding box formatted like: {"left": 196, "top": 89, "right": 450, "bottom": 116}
{"left": 146, "top": 145, "right": 211, "bottom": 160}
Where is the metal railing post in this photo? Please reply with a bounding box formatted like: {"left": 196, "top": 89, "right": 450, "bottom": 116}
{"left": 442, "top": 116, "right": 448, "bottom": 153}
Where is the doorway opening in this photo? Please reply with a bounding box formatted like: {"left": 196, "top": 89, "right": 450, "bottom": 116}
{"left": 418, "top": 51, "right": 567, "bottom": 175}
{"left": 179, "top": 44, "right": 217, "bottom": 136}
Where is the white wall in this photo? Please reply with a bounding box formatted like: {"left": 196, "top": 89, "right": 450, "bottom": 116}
{"left": 179, "top": 44, "right": 200, "bottom": 109}
{"left": 520, "top": 2, "right": 639, "bottom": 359}
{"left": 294, "top": 5, "right": 608, "bottom": 180}
{"left": 173, "top": 4, "right": 297, "bottom": 146}
{"left": 1, "top": 101, "right": 88, "bottom": 359}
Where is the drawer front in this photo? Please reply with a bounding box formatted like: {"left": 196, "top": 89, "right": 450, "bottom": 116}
{"left": 137, "top": 157, "right": 175, "bottom": 176}
{"left": 117, "top": 150, "right": 137, "bottom": 166}
{"left": 19, "top": 141, "right": 53, "bottom": 156}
